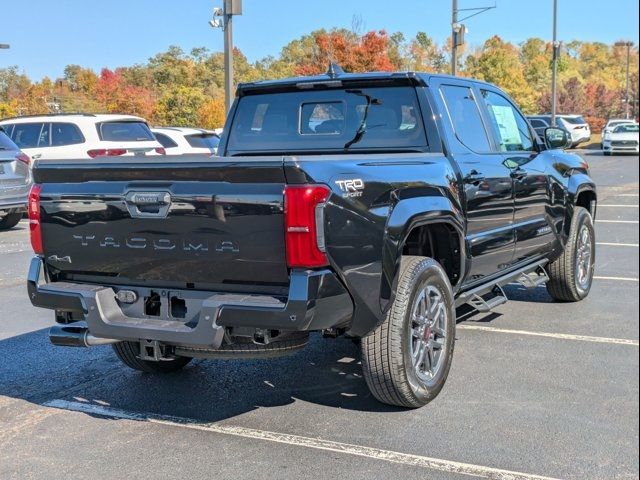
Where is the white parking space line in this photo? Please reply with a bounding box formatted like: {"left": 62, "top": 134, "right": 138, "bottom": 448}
{"left": 596, "top": 220, "right": 639, "bottom": 224}
{"left": 458, "top": 325, "right": 639, "bottom": 346}
{"left": 593, "top": 276, "right": 639, "bottom": 282}
{"left": 598, "top": 205, "right": 639, "bottom": 208}
{"left": 596, "top": 242, "right": 639, "bottom": 247}
{"left": 44, "top": 399, "right": 560, "bottom": 480}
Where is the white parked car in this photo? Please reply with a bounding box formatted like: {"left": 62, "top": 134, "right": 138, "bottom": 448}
{"left": 0, "top": 114, "right": 165, "bottom": 161}
{"left": 527, "top": 115, "right": 591, "bottom": 148}
{"left": 601, "top": 119, "right": 636, "bottom": 142}
{"left": 152, "top": 127, "right": 220, "bottom": 155}
{"left": 602, "top": 123, "right": 639, "bottom": 156}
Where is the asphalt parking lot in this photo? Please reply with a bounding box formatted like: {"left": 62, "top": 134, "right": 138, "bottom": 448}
{"left": 1, "top": 152, "right": 638, "bottom": 480}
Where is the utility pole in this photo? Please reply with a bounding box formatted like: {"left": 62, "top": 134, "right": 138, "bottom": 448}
{"left": 450, "top": 2, "right": 496, "bottom": 76}
{"left": 210, "top": 0, "right": 242, "bottom": 112}
{"left": 451, "top": 0, "right": 458, "bottom": 76}
{"left": 551, "top": 0, "right": 559, "bottom": 127}
{"left": 615, "top": 41, "right": 633, "bottom": 119}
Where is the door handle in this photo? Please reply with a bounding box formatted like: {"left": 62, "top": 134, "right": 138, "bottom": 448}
{"left": 31, "top": 154, "right": 42, "bottom": 160}
{"left": 510, "top": 168, "right": 527, "bottom": 181}
{"left": 464, "top": 170, "right": 486, "bottom": 185}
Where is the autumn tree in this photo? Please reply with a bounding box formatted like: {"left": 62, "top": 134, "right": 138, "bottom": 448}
{"left": 156, "top": 86, "right": 207, "bottom": 127}
{"left": 466, "top": 36, "right": 538, "bottom": 113}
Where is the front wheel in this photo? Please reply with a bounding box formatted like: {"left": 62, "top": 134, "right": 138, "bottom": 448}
{"left": 361, "top": 256, "right": 455, "bottom": 408}
{"left": 547, "top": 206, "right": 595, "bottom": 302}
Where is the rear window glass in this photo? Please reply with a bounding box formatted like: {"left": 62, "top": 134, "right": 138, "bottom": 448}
{"left": 51, "top": 122, "right": 85, "bottom": 146}
{"left": 227, "top": 86, "right": 428, "bottom": 154}
{"left": 0, "top": 130, "right": 18, "bottom": 150}
{"left": 561, "top": 116, "right": 587, "bottom": 125}
{"left": 98, "top": 121, "right": 155, "bottom": 142}
{"left": 185, "top": 133, "right": 220, "bottom": 149}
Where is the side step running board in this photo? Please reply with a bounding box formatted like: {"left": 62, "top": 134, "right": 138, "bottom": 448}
{"left": 468, "top": 285, "right": 508, "bottom": 313}
{"left": 517, "top": 265, "right": 550, "bottom": 289}
{"left": 455, "top": 259, "right": 549, "bottom": 310}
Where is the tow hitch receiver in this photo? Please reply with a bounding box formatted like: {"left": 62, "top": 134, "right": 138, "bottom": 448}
{"left": 138, "top": 339, "right": 173, "bottom": 362}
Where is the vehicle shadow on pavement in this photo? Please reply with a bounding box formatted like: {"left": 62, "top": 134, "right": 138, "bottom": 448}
{"left": 0, "top": 330, "right": 403, "bottom": 423}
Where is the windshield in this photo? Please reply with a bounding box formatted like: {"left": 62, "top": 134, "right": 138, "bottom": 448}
{"left": 613, "top": 124, "right": 639, "bottom": 133}
{"left": 98, "top": 121, "right": 155, "bottom": 142}
{"left": 226, "top": 86, "right": 428, "bottom": 155}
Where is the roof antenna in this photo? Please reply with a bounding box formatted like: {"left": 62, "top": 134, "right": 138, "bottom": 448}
{"left": 326, "top": 62, "right": 345, "bottom": 79}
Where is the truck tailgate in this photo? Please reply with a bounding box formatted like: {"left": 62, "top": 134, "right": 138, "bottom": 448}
{"left": 33, "top": 157, "right": 289, "bottom": 292}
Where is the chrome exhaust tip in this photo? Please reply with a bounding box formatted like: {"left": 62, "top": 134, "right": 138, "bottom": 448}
{"left": 49, "top": 324, "right": 120, "bottom": 348}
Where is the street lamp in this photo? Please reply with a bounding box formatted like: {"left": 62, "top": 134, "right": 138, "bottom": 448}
{"left": 0, "top": 44, "right": 10, "bottom": 50}
{"left": 615, "top": 41, "right": 634, "bottom": 119}
{"left": 210, "top": 0, "right": 242, "bottom": 112}
{"left": 450, "top": 1, "right": 496, "bottom": 76}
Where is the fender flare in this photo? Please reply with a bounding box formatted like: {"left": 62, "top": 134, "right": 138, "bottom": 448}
{"left": 379, "top": 195, "right": 466, "bottom": 317}
{"left": 566, "top": 175, "right": 597, "bottom": 234}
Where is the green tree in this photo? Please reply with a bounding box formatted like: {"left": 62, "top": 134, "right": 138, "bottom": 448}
{"left": 466, "top": 36, "right": 537, "bottom": 113}
{"left": 155, "top": 86, "right": 207, "bottom": 127}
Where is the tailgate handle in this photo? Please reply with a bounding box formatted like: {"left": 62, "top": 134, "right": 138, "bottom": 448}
{"left": 125, "top": 191, "right": 171, "bottom": 218}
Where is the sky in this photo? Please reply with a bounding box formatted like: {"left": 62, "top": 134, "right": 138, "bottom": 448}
{"left": 1, "top": 0, "right": 638, "bottom": 80}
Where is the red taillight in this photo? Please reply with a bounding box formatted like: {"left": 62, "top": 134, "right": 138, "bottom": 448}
{"left": 16, "top": 152, "right": 30, "bottom": 166}
{"left": 28, "top": 184, "right": 43, "bottom": 255}
{"left": 87, "top": 149, "right": 127, "bottom": 158}
{"left": 284, "top": 185, "right": 330, "bottom": 268}
{"left": 155, "top": 147, "right": 166, "bottom": 155}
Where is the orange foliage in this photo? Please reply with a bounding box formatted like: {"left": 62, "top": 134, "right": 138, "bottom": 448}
{"left": 199, "top": 98, "right": 226, "bottom": 129}
{"left": 295, "top": 30, "right": 395, "bottom": 76}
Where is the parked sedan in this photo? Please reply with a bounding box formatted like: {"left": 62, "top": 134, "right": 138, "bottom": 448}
{"left": 152, "top": 127, "right": 220, "bottom": 155}
{"left": 602, "top": 123, "right": 640, "bottom": 155}
{"left": 0, "top": 129, "right": 31, "bottom": 230}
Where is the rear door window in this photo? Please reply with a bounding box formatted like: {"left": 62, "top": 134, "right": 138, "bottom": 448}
{"left": 185, "top": 133, "right": 220, "bottom": 149}
{"left": 480, "top": 90, "right": 534, "bottom": 152}
{"left": 10, "top": 123, "right": 47, "bottom": 149}
{"left": 529, "top": 119, "right": 547, "bottom": 129}
{"left": 51, "top": 122, "right": 85, "bottom": 146}
{"left": 440, "top": 85, "right": 491, "bottom": 153}
{"left": 227, "top": 86, "right": 428, "bottom": 154}
{"left": 97, "top": 121, "right": 155, "bottom": 142}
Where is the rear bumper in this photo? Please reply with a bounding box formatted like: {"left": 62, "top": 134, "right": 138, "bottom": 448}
{"left": 27, "top": 257, "right": 353, "bottom": 349}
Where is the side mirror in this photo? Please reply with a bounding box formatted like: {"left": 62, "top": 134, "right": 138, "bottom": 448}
{"left": 544, "top": 127, "right": 571, "bottom": 150}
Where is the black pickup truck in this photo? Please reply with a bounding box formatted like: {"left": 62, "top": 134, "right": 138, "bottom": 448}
{"left": 27, "top": 68, "right": 597, "bottom": 408}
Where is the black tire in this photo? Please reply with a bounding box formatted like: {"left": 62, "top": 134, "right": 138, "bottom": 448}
{"left": 360, "top": 256, "right": 455, "bottom": 408}
{"left": 0, "top": 212, "right": 22, "bottom": 231}
{"left": 547, "top": 206, "right": 595, "bottom": 302}
{"left": 112, "top": 341, "right": 192, "bottom": 373}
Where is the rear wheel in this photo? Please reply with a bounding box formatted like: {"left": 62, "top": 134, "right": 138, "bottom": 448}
{"left": 361, "top": 256, "right": 455, "bottom": 408}
{"left": 547, "top": 206, "right": 595, "bottom": 302}
{"left": 112, "top": 341, "right": 192, "bottom": 373}
{"left": 0, "top": 211, "right": 22, "bottom": 230}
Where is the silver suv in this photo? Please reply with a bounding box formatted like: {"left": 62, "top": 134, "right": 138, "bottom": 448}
{"left": 0, "top": 129, "right": 31, "bottom": 230}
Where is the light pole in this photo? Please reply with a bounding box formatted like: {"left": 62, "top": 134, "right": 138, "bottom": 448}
{"left": 551, "top": 0, "right": 559, "bottom": 127}
{"left": 450, "top": 1, "right": 496, "bottom": 76}
{"left": 615, "top": 41, "right": 633, "bottom": 119}
{"left": 210, "top": 0, "right": 242, "bottom": 112}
